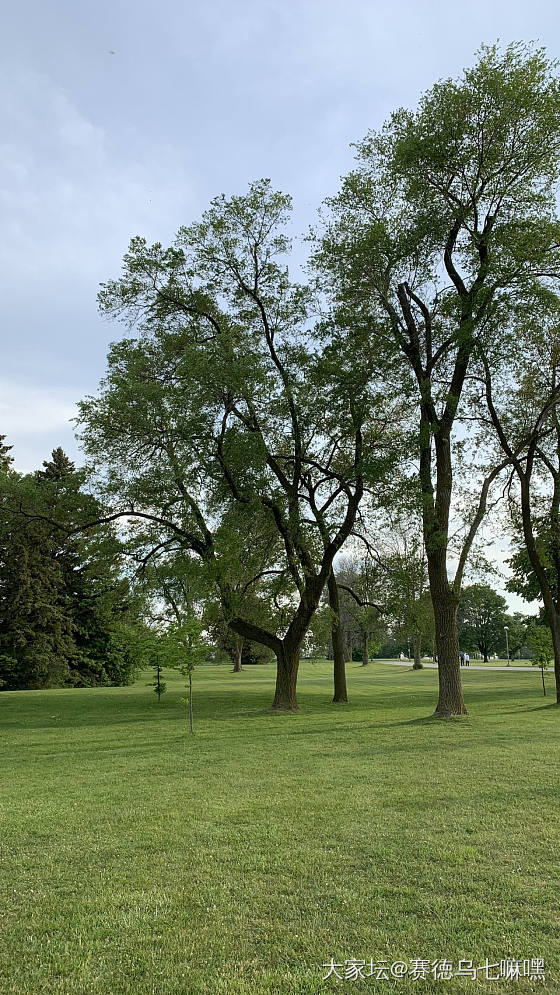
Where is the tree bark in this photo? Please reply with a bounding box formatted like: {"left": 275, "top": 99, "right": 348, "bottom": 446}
{"left": 420, "top": 409, "right": 467, "bottom": 716}
{"left": 272, "top": 642, "right": 300, "bottom": 710}
{"left": 362, "top": 630, "right": 369, "bottom": 667}
{"left": 232, "top": 636, "right": 243, "bottom": 672}
{"left": 412, "top": 633, "right": 422, "bottom": 669}
{"left": 430, "top": 560, "right": 467, "bottom": 716}
{"left": 548, "top": 611, "right": 560, "bottom": 704}
{"left": 328, "top": 570, "right": 348, "bottom": 702}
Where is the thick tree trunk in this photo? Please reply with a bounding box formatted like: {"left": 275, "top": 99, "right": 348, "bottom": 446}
{"left": 548, "top": 612, "right": 560, "bottom": 704}
{"left": 328, "top": 571, "right": 348, "bottom": 702}
{"left": 272, "top": 643, "right": 300, "bottom": 710}
{"left": 420, "top": 414, "right": 466, "bottom": 716}
{"left": 412, "top": 633, "right": 422, "bottom": 670}
{"left": 429, "top": 560, "right": 466, "bottom": 717}
{"left": 362, "top": 630, "right": 369, "bottom": 667}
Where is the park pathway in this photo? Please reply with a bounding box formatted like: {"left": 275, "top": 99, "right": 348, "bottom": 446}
{"left": 376, "top": 660, "right": 537, "bottom": 672}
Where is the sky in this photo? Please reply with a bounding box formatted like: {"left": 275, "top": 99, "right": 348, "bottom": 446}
{"left": 2, "top": 0, "right": 557, "bottom": 611}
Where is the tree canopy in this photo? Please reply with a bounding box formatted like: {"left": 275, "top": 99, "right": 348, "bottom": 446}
{"left": 78, "top": 181, "right": 400, "bottom": 709}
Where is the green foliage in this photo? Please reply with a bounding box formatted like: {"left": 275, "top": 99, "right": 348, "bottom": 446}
{"left": 458, "top": 584, "right": 508, "bottom": 662}
{"left": 79, "top": 180, "right": 401, "bottom": 710}
{"left": 527, "top": 623, "right": 554, "bottom": 670}
{"left": 0, "top": 443, "right": 144, "bottom": 690}
{"left": 0, "top": 434, "right": 14, "bottom": 471}
{"left": 0, "top": 463, "right": 77, "bottom": 689}
{"left": 507, "top": 522, "right": 558, "bottom": 605}
{"left": 147, "top": 658, "right": 167, "bottom": 702}
{"left": 501, "top": 613, "right": 530, "bottom": 660}
{"left": 527, "top": 622, "right": 553, "bottom": 696}
{"left": 335, "top": 555, "right": 387, "bottom": 661}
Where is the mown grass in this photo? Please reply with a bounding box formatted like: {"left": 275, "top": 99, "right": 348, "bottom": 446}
{"left": 1, "top": 661, "right": 558, "bottom": 994}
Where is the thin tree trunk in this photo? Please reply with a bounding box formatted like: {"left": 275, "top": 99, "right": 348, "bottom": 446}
{"left": 328, "top": 571, "right": 348, "bottom": 702}
{"left": 188, "top": 672, "right": 194, "bottom": 733}
{"left": 412, "top": 633, "right": 422, "bottom": 670}
{"left": 272, "top": 642, "right": 300, "bottom": 710}
{"left": 362, "top": 630, "right": 369, "bottom": 667}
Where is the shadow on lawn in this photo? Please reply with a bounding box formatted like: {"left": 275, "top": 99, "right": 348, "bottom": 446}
{"left": 1, "top": 675, "right": 550, "bottom": 733}
{"left": 513, "top": 701, "right": 559, "bottom": 714}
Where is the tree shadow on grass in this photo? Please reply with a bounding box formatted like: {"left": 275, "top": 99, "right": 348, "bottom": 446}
{"left": 511, "top": 701, "right": 559, "bottom": 714}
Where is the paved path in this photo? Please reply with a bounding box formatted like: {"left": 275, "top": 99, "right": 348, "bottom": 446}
{"left": 376, "top": 660, "right": 538, "bottom": 672}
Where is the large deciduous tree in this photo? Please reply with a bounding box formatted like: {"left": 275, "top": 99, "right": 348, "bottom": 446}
{"left": 79, "top": 182, "right": 396, "bottom": 710}
{"left": 458, "top": 583, "right": 508, "bottom": 662}
{"left": 316, "top": 43, "right": 560, "bottom": 715}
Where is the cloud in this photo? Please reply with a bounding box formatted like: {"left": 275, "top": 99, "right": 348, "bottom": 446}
{"left": 0, "top": 379, "right": 78, "bottom": 471}
{"left": 0, "top": 379, "right": 75, "bottom": 432}
{"left": 0, "top": 65, "right": 195, "bottom": 291}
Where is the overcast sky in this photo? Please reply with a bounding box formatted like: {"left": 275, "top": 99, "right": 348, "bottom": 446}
{"left": 2, "top": 0, "right": 556, "bottom": 610}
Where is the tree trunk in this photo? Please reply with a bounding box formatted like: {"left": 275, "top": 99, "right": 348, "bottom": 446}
{"left": 232, "top": 640, "right": 243, "bottom": 673}
{"left": 412, "top": 633, "right": 422, "bottom": 670}
{"left": 549, "top": 612, "right": 560, "bottom": 704}
{"left": 419, "top": 408, "right": 466, "bottom": 715}
{"left": 362, "top": 630, "right": 369, "bottom": 667}
{"left": 430, "top": 566, "right": 466, "bottom": 717}
{"left": 328, "top": 571, "right": 348, "bottom": 702}
{"left": 272, "top": 642, "right": 300, "bottom": 710}
{"left": 516, "top": 475, "right": 560, "bottom": 703}
{"left": 188, "top": 672, "right": 194, "bottom": 733}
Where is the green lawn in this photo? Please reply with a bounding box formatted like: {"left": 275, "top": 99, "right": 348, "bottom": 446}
{"left": 1, "top": 662, "right": 558, "bottom": 994}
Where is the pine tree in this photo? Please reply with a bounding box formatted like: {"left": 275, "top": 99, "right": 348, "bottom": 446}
{"left": 0, "top": 445, "right": 143, "bottom": 690}
{"left": 0, "top": 457, "right": 74, "bottom": 689}
{"left": 0, "top": 435, "right": 13, "bottom": 471}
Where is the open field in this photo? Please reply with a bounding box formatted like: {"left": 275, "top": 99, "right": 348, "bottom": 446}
{"left": 1, "top": 662, "right": 559, "bottom": 994}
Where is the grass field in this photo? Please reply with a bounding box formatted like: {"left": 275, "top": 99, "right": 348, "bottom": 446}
{"left": 1, "top": 661, "right": 559, "bottom": 994}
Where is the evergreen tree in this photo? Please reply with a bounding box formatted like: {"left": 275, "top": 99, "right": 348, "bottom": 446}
{"left": 0, "top": 461, "right": 74, "bottom": 688}
{"left": 0, "top": 435, "right": 14, "bottom": 471}
{"left": 0, "top": 444, "right": 143, "bottom": 690}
